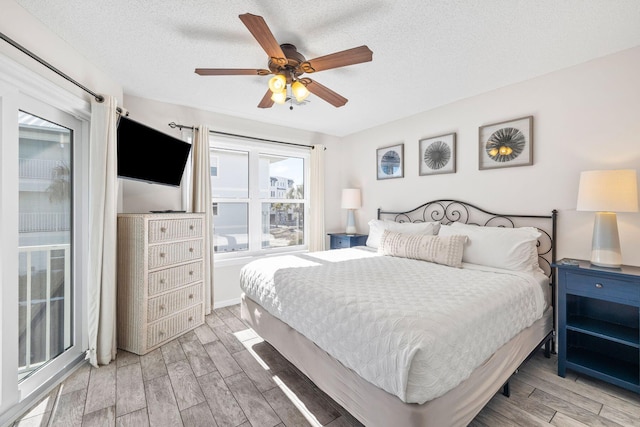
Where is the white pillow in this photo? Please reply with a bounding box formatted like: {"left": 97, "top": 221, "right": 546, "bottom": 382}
{"left": 366, "top": 219, "right": 440, "bottom": 248}
{"left": 438, "top": 222, "right": 541, "bottom": 272}
{"left": 378, "top": 230, "right": 467, "bottom": 268}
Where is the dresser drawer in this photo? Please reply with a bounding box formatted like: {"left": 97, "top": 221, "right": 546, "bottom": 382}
{"left": 566, "top": 271, "right": 640, "bottom": 303}
{"left": 149, "top": 239, "right": 203, "bottom": 269}
{"left": 148, "top": 282, "right": 203, "bottom": 322}
{"left": 148, "top": 261, "right": 203, "bottom": 296}
{"left": 148, "top": 218, "right": 203, "bottom": 243}
{"left": 147, "top": 304, "right": 203, "bottom": 349}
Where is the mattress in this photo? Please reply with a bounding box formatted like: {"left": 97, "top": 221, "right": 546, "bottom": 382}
{"left": 240, "top": 247, "right": 548, "bottom": 404}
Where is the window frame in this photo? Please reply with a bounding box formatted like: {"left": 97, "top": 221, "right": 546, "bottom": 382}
{"left": 209, "top": 135, "right": 310, "bottom": 261}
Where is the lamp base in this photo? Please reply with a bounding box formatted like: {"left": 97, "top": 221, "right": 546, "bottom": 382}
{"left": 590, "top": 212, "right": 622, "bottom": 268}
{"left": 345, "top": 209, "right": 357, "bottom": 235}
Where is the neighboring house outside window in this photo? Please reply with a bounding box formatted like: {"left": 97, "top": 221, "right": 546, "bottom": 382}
{"left": 210, "top": 137, "right": 309, "bottom": 258}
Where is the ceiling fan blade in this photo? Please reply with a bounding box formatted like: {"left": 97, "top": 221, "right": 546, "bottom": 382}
{"left": 195, "top": 68, "right": 270, "bottom": 76}
{"left": 258, "top": 89, "right": 275, "bottom": 108}
{"left": 304, "top": 79, "right": 348, "bottom": 107}
{"left": 300, "top": 45, "right": 373, "bottom": 73}
{"left": 239, "top": 13, "right": 287, "bottom": 67}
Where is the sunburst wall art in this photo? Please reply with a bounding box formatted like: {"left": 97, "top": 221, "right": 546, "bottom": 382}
{"left": 478, "top": 116, "right": 533, "bottom": 170}
{"left": 419, "top": 133, "right": 456, "bottom": 176}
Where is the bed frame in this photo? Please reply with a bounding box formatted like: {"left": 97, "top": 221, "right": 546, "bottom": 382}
{"left": 242, "top": 199, "right": 557, "bottom": 427}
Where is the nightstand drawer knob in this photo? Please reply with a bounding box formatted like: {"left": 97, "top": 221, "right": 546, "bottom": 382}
{"left": 160, "top": 227, "right": 167, "bottom": 233}
{"left": 595, "top": 283, "right": 603, "bottom": 288}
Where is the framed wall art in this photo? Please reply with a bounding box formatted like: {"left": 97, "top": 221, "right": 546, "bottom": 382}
{"left": 376, "top": 143, "right": 404, "bottom": 180}
{"left": 478, "top": 116, "right": 533, "bottom": 170}
{"left": 419, "top": 133, "right": 456, "bottom": 176}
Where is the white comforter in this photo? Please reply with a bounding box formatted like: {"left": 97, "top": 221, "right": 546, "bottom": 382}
{"left": 240, "top": 247, "right": 546, "bottom": 404}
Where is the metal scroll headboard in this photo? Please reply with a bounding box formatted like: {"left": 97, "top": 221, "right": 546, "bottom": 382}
{"left": 377, "top": 199, "right": 558, "bottom": 278}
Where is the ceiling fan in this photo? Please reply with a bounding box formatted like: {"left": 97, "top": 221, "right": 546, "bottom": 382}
{"left": 195, "top": 13, "right": 373, "bottom": 109}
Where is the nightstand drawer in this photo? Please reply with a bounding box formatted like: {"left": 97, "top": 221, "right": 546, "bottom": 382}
{"left": 332, "top": 236, "right": 352, "bottom": 248}
{"left": 328, "top": 233, "right": 368, "bottom": 249}
{"left": 566, "top": 271, "right": 640, "bottom": 303}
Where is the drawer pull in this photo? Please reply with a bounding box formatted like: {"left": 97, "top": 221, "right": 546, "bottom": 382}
{"left": 159, "top": 253, "right": 166, "bottom": 258}
{"left": 160, "top": 227, "right": 167, "bottom": 233}
{"left": 160, "top": 304, "right": 166, "bottom": 310}
{"left": 188, "top": 294, "right": 194, "bottom": 299}
{"left": 189, "top": 247, "right": 194, "bottom": 253}
{"left": 189, "top": 270, "right": 194, "bottom": 276}
{"left": 159, "top": 331, "right": 165, "bottom": 336}
{"left": 595, "top": 283, "right": 603, "bottom": 289}
{"left": 189, "top": 225, "right": 194, "bottom": 230}
{"left": 159, "top": 278, "right": 165, "bottom": 284}
{"left": 188, "top": 316, "right": 193, "bottom": 322}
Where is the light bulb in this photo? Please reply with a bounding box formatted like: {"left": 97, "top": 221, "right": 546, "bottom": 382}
{"left": 489, "top": 148, "right": 499, "bottom": 157}
{"left": 268, "top": 74, "right": 287, "bottom": 93}
{"left": 271, "top": 91, "right": 287, "bottom": 104}
{"left": 499, "top": 146, "right": 513, "bottom": 156}
{"left": 291, "top": 80, "right": 309, "bottom": 102}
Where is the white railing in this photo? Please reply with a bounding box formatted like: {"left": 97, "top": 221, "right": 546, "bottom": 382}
{"left": 19, "top": 212, "right": 70, "bottom": 233}
{"left": 19, "top": 158, "right": 64, "bottom": 180}
{"left": 18, "top": 244, "right": 71, "bottom": 378}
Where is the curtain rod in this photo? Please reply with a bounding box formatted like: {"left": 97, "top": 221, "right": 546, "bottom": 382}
{"left": 1, "top": 31, "right": 104, "bottom": 102}
{"left": 168, "top": 121, "right": 321, "bottom": 150}
{"left": 1, "top": 31, "right": 128, "bottom": 116}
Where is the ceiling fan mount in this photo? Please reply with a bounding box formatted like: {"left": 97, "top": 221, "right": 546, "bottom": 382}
{"left": 195, "top": 13, "right": 373, "bottom": 109}
{"left": 268, "top": 44, "right": 305, "bottom": 75}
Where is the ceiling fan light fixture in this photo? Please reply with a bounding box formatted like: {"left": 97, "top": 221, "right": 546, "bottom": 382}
{"left": 271, "top": 90, "right": 287, "bottom": 104}
{"left": 268, "top": 74, "right": 287, "bottom": 93}
{"left": 291, "top": 80, "right": 310, "bottom": 102}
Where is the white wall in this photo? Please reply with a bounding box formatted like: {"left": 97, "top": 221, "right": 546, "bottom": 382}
{"left": 120, "top": 95, "right": 341, "bottom": 304}
{"left": 335, "top": 46, "right": 640, "bottom": 266}
{"left": 1, "top": 1, "right": 123, "bottom": 106}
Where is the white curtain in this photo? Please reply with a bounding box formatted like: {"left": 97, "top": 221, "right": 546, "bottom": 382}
{"left": 87, "top": 96, "right": 118, "bottom": 366}
{"left": 190, "top": 125, "right": 214, "bottom": 314}
{"left": 309, "top": 144, "right": 326, "bottom": 252}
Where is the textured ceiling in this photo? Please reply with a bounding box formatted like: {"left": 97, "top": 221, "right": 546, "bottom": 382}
{"left": 14, "top": 0, "right": 640, "bottom": 137}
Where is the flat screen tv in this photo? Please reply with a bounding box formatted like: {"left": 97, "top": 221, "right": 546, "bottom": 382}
{"left": 117, "top": 117, "right": 191, "bottom": 187}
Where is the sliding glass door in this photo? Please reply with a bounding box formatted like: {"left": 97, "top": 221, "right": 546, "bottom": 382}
{"left": 0, "top": 62, "right": 89, "bottom": 421}
{"left": 18, "top": 110, "right": 74, "bottom": 383}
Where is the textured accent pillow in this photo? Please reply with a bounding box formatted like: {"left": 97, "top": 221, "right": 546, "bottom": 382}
{"left": 378, "top": 230, "right": 467, "bottom": 268}
{"left": 439, "top": 222, "right": 541, "bottom": 272}
{"left": 366, "top": 220, "right": 440, "bottom": 248}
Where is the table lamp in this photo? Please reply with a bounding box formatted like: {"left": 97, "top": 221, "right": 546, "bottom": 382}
{"left": 577, "top": 169, "right": 638, "bottom": 267}
{"left": 341, "top": 188, "right": 361, "bottom": 234}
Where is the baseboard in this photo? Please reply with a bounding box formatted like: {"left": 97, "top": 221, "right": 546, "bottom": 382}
{"left": 213, "top": 297, "right": 241, "bottom": 309}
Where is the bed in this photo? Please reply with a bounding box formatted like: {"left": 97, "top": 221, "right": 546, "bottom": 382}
{"left": 240, "top": 200, "right": 557, "bottom": 426}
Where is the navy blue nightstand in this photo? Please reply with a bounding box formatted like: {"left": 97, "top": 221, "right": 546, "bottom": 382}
{"left": 328, "top": 233, "right": 368, "bottom": 249}
{"left": 555, "top": 259, "right": 640, "bottom": 394}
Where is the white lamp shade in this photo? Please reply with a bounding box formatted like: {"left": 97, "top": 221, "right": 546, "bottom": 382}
{"left": 577, "top": 169, "right": 639, "bottom": 213}
{"left": 341, "top": 188, "right": 361, "bottom": 209}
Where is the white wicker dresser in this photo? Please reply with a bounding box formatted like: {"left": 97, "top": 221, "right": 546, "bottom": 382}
{"left": 117, "top": 213, "right": 205, "bottom": 355}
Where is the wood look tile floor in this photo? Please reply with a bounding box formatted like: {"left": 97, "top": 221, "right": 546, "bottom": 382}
{"left": 12, "top": 305, "right": 640, "bottom": 427}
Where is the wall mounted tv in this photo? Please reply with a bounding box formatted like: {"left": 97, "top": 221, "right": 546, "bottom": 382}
{"left": 117, "top": 117, "right": 191, "bottom": 187}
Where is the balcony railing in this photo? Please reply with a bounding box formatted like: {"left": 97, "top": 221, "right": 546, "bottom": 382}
{"left": 19, "top": 212, "right": 70, "bottom": 233}
{"left": 18, "top": 244, "right": 71, "bottom": 379}
{"left": 19, "top": 158, "right": 64, "bottom": 180}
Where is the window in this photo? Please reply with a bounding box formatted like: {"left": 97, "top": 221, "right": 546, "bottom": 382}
{"left": 210, "top": 156, "right": 218, "bottom": 177}
{"left": 210, "top": 137, "right": 309, "bottom": 257}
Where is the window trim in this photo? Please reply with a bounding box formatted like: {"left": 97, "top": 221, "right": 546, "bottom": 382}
{"left": 209, "top": 135, "right": 310, "bottom": 261}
